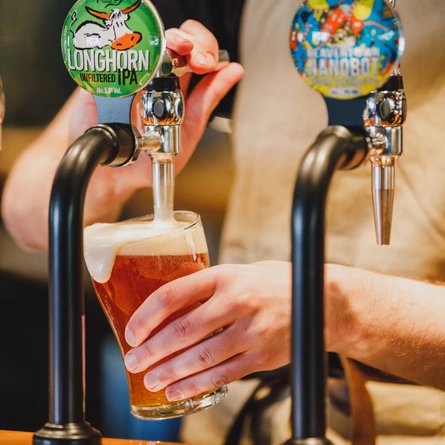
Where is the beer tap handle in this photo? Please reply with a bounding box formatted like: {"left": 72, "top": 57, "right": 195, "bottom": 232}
{"left": 91, "top": 50, "right": 230, "bottom": 163}
{"left": 364, "top": 74, "right": 406, "bottom": 245}
{"left": 159, "top": 49, "right": 230, "bottom": 77}
{"left": 290, "top": 0, "right": 404, "bottom": 246}
{"left": 138, "top": 48, "right": 230, "bottom": 155}
{"left": 363, "top": 0, "right": 406, "bottom": 245}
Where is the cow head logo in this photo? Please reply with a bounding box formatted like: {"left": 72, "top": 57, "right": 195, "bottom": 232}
{"left": 74, "top": 0, "right": 142, "bottom": 51}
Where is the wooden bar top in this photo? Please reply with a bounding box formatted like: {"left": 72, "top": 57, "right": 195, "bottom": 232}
{"left": 0, "top": 430, "right": 190, "bottom": 445}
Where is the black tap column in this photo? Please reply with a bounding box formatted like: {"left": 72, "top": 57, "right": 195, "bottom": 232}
{"left": 33, "top": 123, "right": 136, "bottom": 445}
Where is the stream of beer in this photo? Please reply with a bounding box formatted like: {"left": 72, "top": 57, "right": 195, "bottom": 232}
{"left": 151, "top": 159, "right": 179, "bottom": 227}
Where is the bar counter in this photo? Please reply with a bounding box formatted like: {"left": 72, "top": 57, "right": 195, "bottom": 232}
{"left": 0, "top": 430, "right": 189, "bottom": 445}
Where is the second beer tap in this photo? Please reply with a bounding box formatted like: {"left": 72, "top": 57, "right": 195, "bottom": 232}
{"left": 363, "top": 71, "right": 407, "bottom": 245}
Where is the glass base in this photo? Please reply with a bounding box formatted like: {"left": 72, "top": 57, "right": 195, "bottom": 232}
{"left": 130, "top": 386, "right": 228, "bottom": 420}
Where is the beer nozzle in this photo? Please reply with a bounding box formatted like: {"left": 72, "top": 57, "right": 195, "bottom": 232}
{"left": 136, "top": 49, "right": 230, "bottom": 221}
{"left": 363, "top": 71, "right": 406, "bottom": 245}
{"left": 137, "top": 74, "right": 183, "bottom": 221}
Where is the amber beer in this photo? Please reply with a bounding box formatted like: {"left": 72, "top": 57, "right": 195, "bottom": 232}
{"left": 84, "top": 211, "right": 227, "bottom": 419}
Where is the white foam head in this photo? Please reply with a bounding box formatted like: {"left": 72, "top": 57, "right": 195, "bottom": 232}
{"left": 84, "top": 212, "right": 208, "bottom": 283}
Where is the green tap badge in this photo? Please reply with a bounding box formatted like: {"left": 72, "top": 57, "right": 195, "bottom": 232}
{"left": 61, "top": 0, "right": 165, "bottom": 98}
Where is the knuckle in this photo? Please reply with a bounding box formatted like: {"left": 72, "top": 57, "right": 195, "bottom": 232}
{"left": 155, "top": 283, "right": 176, "bottom": 309}
{"left": 250, "top": 349, "right": 275, "bottom": 372}
{"left": 211, "top": 369, "right": 231, "bottom": 388}
{"left": 185, "top": 380, "right": 203, "bottom": 396}
{"left": 226, "top": 292, "right": 249, "bottom": 314}
{"left": 196, "top": 347, "right": 214, "bottom": 368}
{"left": 253, "top": 354, "right": 268, "bottom": 370}
{"left": 172, "top": 317, "right": 193, "bottom": 343}
{"left": 130, "top": 312, "right": 146, "bottom": 333}
{"left": 214, "top": 263, "right": 235, "bottom": 277}
{"left": 159, "top": 365, "right": 178, "bottom": 383}
{"left": 142, "top": 341, "right": 156, "bottom": 360}
{"left": 182, "top": 368, "right": 231, "bottom": 399}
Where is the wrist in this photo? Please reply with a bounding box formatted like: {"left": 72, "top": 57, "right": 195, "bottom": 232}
{"left": 324, "top": 263, "right": 378, "bottom": 361}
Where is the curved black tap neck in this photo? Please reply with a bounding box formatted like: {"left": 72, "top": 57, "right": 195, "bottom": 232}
{"left": 34, "top": 124, "right": 137, "bottom": 445}
{"left": 288, "top": 126, "right": 367, "bottom": 443}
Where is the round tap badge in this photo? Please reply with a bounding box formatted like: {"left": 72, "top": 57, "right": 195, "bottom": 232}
{"left": 61, "top": 0, "right": 164, "bottom": 98}
{"left": 290, "top": 0, "right": 404, "bottom": 99}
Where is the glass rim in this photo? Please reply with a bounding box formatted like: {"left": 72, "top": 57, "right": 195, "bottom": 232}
{"left": 127, "top": 209, "right": 201, "bottom": 232}
{"left": 115, "top": 210, "right": 204, "bottom": 251}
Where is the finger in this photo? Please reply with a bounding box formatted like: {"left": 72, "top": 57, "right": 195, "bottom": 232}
{"left": 164, "top": 26, "right": 210, "bottom": 93}
{"left": 125, "top": 267, "right": 219, "bottom": 347}
{"left": 163, "top": 355, "right": 257, "bottom": 402}
{"left": 165, "top": 28, "right": 213, "bottom": 73}
{"left": 127, "top": 274, "right": 292, "bottom": 383}
{"left": 159, "top": 321, "right": 290, "bottom": 400}
{"left": 138, "top": 326, "right": 252, "bottom": 393}
{"left": 124, "top": 286, "right": 238, "bottom": 373}
{"left": 149, "top": 345, "right": 264, "bottom": 402}
{"left": 165, "top": 28, "right": 194, "bottom": 56}
{"left": 179, "top": 20, "right": 220, "bottom": 73}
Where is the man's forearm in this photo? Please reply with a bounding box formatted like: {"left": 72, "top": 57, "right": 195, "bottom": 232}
{"left": 326, "top": 263, "right": 445, "bottom": 390}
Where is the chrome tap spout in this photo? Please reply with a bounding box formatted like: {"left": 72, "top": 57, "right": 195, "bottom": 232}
{"left": 363, "top": 76, "right": 406, "bottom": 245}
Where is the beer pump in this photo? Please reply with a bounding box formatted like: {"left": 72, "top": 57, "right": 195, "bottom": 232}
{"left": 285, "top": 1, "right": 405, "bottom": 445}
{"left": 33, "top": 1, "right": 228, "bottom": 443}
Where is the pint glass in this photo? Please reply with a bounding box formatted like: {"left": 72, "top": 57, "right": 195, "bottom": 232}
{"left": 84, "top": 210, "right": 227, "bottom": 419}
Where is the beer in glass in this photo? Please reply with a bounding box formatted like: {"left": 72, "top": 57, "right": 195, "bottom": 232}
{"left": 84, "top": 210, "right": 227, "bottom": 419}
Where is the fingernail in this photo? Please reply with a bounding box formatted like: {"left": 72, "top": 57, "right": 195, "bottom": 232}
{"left": 124, "top": 353, "right": 139, "bottom": 372}
{"left": 125, "top": 328, "right": 136, "bottom": 346}
{"left": 144, "top": 373, "right": 161, "bottom": 391}
{"left": 195, "top": 53, "right": 209, "bottom": 67}
{"left": 206, "top": 53, "right": 216, "bottom": 66}
{"left": 166, "top": 390, "right": 184, "bottom": 402}
{"left": 174, "top": 34, "right": 187, "bottom": 43}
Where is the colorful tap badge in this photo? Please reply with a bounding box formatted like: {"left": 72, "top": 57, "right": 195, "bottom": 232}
{"left": 290, "top": 0, "right": 404, "bottom": 99}
{"left": 61, "top": 0, "right": 165, "bottom": 98}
